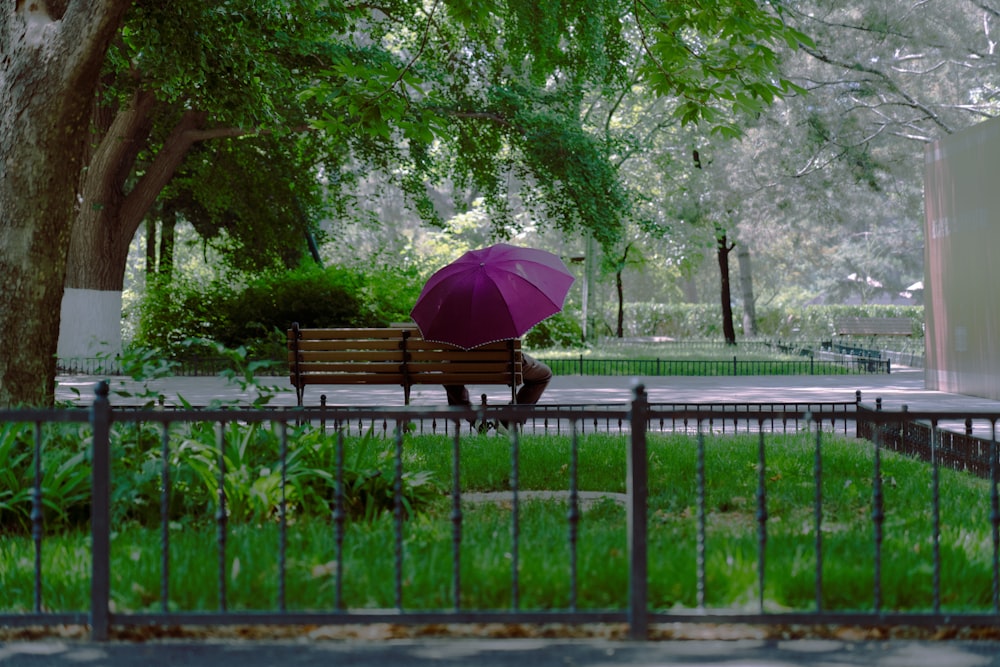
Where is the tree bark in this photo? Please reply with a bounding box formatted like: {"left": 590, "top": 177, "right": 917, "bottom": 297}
{"left": 0, "top": 1, "right": 131, "bottom": 406}
{"left": 65, "top": 94, "right": 208, "bottom": 292}
{"left": 716, "top": 230, "right": 737, "bottom": 346}
{"left": 736, "top": 242, "right": 757, "bottom": 337}
{"left": 145, "top": 218, "right": 157, "bottom": 275}
{"left": 615, "top": 243, "right": 631, "bottom": 338}
{"left": 58, "top": 94, "right": 213, "bottom": 359}
{"left": 58, "top": 82, "right": 259, "bottom": 359}
{"left": 160, "top": 206, "right": 177, "bottom": 280}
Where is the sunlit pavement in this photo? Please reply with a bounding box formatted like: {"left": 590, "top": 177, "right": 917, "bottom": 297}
{"left": 3, "top": 636, "right": 1000, "bottom": 667}
{"left": 56, "top": 366, "right": 1000, "bottom": 412}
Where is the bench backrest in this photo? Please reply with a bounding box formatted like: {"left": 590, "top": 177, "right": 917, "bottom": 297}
{"left": 834, "top": 317, "right": 914, "bottom": 336}
{"left": 287, "top": 324, "right": 523, "bottom": 405}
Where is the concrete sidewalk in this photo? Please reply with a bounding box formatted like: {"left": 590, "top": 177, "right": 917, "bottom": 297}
{"left": 55, "top": 367, "right": 1000, "bottom": 412}
{"left": 4, "top": 636, "right": 1000, "bottom": 667}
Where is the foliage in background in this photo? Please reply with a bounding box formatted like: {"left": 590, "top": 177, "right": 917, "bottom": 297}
{"left": 524, "top": 310, "right": 584, "bottom": 349}
{"left": 618, "top": 303, "right": 923, "bottom": 341}
{"left": 134, "top": 264, "right": 423, "bottom": 359}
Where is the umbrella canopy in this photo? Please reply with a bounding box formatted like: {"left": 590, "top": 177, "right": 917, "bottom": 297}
{"left": 410, "top": 243, "right": 575, "bottom": 349}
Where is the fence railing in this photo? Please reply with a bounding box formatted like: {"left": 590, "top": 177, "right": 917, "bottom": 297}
{"left": 539, "top": 356, "right": 890, "bottom": 376}
{"left": 2, "top": 384, "right": 998, "bottom": 640}
{"left": 56, "top": 349, "right": 892, "bottom": 378}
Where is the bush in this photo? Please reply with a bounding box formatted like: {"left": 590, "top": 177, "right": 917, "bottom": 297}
{"left": 215, "top": 266, "right": 364, "bottom": 347}
{"left": 135, "top": 264, "right": 425, "bottom": 359}
{"left": 524, "top": 310, "right": 583, "bottom": 348}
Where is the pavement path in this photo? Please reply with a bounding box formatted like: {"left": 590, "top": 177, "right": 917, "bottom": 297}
{"left": 3, "top": 636, "right": 1000, "bottom": 667}
{"left": 55, "top": 367, "right": 1000, "bottom": 412}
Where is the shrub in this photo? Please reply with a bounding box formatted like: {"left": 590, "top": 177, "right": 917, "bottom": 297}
{"left": 135, "top": 264, "right": 425, "bottom": 359}
{"left": 525, "top": 310, "right": 583, "bottom": 348}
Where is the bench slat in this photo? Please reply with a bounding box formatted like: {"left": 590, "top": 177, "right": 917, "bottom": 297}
{"left": 289, "top": 328, "right": 418, "bottom": 340}
{"left": 290, "top": 352, "right": 516, "bottom": 365}
{"left": 289, "top": 350, "right": 405, "bottom": 363}
{"left": 294, "top": 360, "right": 517, "bottom": 373}
{"left": 292, "top": 339, "right": 405, "bottom": 352}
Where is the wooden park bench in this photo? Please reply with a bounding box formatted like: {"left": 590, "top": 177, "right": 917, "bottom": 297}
{"left": 287, "top": 323, "right": 523, "bottom": 406}
{"left": 834, "top": 317, "right": 914, "bottom": 337}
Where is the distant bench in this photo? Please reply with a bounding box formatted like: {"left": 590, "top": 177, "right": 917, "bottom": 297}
{"left": 287, "top": 323, "right": 523, "bottom": 406}
{"left": 834, "top": 317, "right": 914, "bottom": 337}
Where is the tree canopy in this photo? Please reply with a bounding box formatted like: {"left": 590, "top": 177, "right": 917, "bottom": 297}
{"left": 1, "top": 0, "right": 807, "bottom": 405}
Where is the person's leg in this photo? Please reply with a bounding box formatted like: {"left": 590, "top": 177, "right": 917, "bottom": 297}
{"left": 515, "top": 353, "right": 552, "bottom": 405}
{"left": 444, "top": 384, "right": 470, "bottom": 406}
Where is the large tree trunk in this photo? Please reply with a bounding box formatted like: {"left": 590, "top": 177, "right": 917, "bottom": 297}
{"left": 58, "top": 93, "right": 211, "bottom": 360}
{"left": 0, "top": 1, "right": 131, "bottom": 406}
{"left": 716, "top": 231, "right": 737, "bottom": 346}
{"left": 736, "top": 242, "right": 758, "bottom": 337}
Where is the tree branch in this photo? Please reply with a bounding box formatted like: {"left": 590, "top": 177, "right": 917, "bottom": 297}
{"left": 799, "top": 43, "right": 954, "bottom": 135}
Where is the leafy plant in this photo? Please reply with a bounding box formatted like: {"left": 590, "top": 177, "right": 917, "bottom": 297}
{"left": 0, "top": 422, "right": 94, "bottom": 531}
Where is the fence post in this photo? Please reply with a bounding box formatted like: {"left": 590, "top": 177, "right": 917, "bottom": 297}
{"left": 627, "top": 381, "right": 649, "bottom": 640}
{"left": 89, "top": 381, "right": 112, "bottom": 641}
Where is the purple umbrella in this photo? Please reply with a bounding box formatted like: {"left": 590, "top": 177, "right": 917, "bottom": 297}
{"left": 410, "top": 243, "right": 575, "bottom": 349}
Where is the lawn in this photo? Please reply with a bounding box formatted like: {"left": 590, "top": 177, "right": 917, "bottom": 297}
{"left": 1, "top": 428, "right": 994, "bottom": 615}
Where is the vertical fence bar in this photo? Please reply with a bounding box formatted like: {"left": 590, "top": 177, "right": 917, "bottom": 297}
{"left": 931, "top": 420, "right": 941, "bottom": 614}
{"left": 31, "top": 423, "right": 43, "bottom": 614}
{"left": 451, "top": 426, "right": 463, "bottom": 611}
{"left": 813, "top": 417, "right": 824, "bottom": 612}
{"left": 278, "top": 421, "right": 289, "bottom": 613}
{"left": 991, "top": 419, "right": 1000, "bottom": 614}
{"left": 394, "top": 424, "right": 405, "bottom": 610}
{"left": 160, "top": 422, "right": 171, "bottom": 613}
{"left": 627, "top": 383, "right": 649, "bottom": 640}
{"left": 215, "top": 421, "right": 228, "bottom": 612}
{"left": 510, "top": 427, "right": 521, "bottom": 611}
{"left": 696, "top": 427, "right": 707, "bottom": 609}
{"left": 334, "top": 428, "right": 346, "bottom": 610}
{"left": 568, "top": 424, "right": 580, "bottom": 612}
{"left": 872, "top": 411, "right": 884, "bottom": 614}
{"left": 89, "top": 381, "right": 112, "bottom": 641}
{"left": 756, "top": 423, "right": 768, "bottom": 613}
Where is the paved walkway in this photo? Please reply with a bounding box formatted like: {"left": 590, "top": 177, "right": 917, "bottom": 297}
{"left": 55, "top": 368, "right": 1000, "bottom": 412}
{"left": 3, "top": 635, "right": 1000, "bottom": 666}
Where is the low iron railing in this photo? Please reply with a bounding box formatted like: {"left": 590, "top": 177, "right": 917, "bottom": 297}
{"left": 56, "top": 350, "right": 892, "bottom": 378}
{"left": 540, "top": 356, "right": 890, "bottom": 376}
{"left": 1, "top": 383, "right": 998, "bottom": 640}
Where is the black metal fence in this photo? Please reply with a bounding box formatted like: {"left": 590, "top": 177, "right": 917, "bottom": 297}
{"left": 2, "top": 384, "right": 999, "bottom": 640}
{"left": 539, "top": 356, "right": 890, "bottom": 376}
{"left": 56, "top": 347, "right": 892, "bottom": 378}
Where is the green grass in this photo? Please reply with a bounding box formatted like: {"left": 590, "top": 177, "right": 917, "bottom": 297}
{"left": 1, "top": 431, "right": 996, "bottom": 614}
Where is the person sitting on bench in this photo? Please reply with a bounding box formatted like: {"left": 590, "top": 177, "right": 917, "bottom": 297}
{"left": 444, "top": 352, "right": 552, "bottom": 428}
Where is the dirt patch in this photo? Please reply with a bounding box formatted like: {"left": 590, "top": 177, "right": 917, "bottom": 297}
{"left": 4, "top": 622, "right": 1000, "bottom": 643}
{"left": 461, "top": 490, "right": 627, "bottom": 508}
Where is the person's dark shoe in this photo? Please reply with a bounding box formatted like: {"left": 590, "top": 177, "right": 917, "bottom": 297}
{"left": 473, "top": 418, "right": 494, "bottom": 434}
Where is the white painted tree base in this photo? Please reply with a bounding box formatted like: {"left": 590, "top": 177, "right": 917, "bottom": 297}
{"left": 56, "top": 288, "right": 123, "bottom": 361}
